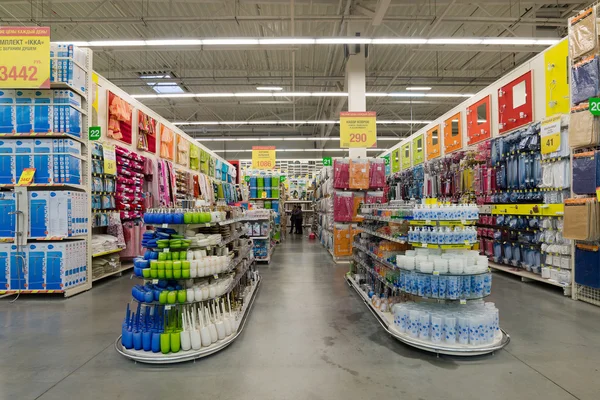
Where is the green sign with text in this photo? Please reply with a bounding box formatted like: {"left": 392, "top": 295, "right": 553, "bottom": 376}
{"left": 88, "top": 126, "right": 101, "bottom": 141}
{"left": 590, "top": 98, "right": 600, "bottom": 116}
{"left": 322, "top": 157, "right": 332, "bottom": 167}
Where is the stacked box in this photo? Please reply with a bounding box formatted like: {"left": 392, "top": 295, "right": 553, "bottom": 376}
{"left": 29, "top": 190, "right": 88, "bottom": 238}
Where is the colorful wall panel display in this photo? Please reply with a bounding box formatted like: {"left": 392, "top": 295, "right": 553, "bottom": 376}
{"left": 159, "top": 125, "right": 175, "bottom": 160}
{"left": 190, "top": 145, "right": 200, "bottom": 170}
{"left": 544, "top": 39, "right": 570, "bottom": 116}
{"left": 176, "top": 135, "right": 190, "bottom": 168}
{"left": 426, "top": 125, "right": 441, "bottom": 160}
{"left": 200, "top": 149, "right": 209, "bottom": 174}
{"left": 443, "top": 112, "right": 463, "bottom": 154}
{"left": 498, "top": 71, "right": 534, "bottom": 134}
{"left": 107, "top": 91, "right": 133, "bottom": 144}
{"left": 401, "top": 142, "right": 411, "bottom": 170}
{"left": 412, "top": 134, "right": 424, "bottom": 165}
{"left": 467, "top": 95, "right": 492, "bottom": 145}
{"left": 137, "top": 111, "right": 157, "bottom": 153}
{"left": 391, "top": 148, "right": 400, "bottom": 173}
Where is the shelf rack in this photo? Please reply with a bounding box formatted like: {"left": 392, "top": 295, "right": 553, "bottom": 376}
{"left": 0, "top": 48, "right": 93, "bottom": 298}
{"left": 345, "top": 274, "right": 510, "bottom": 356}
{"left": 115, "top": 276, "right": 261, "bottom": 364}
{"left": 489, "top": 261, "right": 571, "bottom": 296}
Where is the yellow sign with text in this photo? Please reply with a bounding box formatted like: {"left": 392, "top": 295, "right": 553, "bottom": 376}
{"left": 17, "top": 168, "right": 36, "bottom": 186}
{"left": 102, "top": 143, "right": 117, "bottom": 175}
{"left": 252, "top": 146, "right": 276, "bottom": 169}
{"left": 541, "top": 114, "right": 562, "bottom": 154}
{"left": 0, "top": 27, "right": 50, "bottom": 89}
{"left": 340, "top": 111, "right": 377, "bottom": 148}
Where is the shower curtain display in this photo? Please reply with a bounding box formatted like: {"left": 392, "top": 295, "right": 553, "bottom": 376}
{"left": 176, "top": 136, "right": 190, "bottom": 168}
{"left": 160, "top": 126, "right": 175, "bottom": 160}
{"left": 137, "top": 111, "right": 157, "bottom": 153}
{"left": 107, "top": 92, "right": 134, "bottom": 144}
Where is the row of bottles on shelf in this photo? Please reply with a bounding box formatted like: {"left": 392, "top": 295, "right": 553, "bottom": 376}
{"left": 408, "top": 226, "right": 478, "bottom": 245}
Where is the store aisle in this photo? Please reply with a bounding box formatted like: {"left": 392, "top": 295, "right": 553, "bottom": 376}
{"left": 2, "top": 237, "right": 600, "bottom": 400}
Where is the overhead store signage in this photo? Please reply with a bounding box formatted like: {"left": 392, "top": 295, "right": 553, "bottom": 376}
{"left": 540, "top": 114, "right": 562, "bottom": 154}
{"left": 412, "top": 134, "right": 424, "bottom": 165}
{"left": 0, "top": 27, "right": 50, "bottom": 89}
{"left": 401, "top": 143, "right": 411, "bottom": 170}
{"left": 252, "top": 146, "right": 276, "bottom": 169}
{"left": 322, "top": 157, "right": 332, "bottom": 167}
{"left": 339, "top": 111, "right": 377, "bottom": 148}
{"left": 382, "top": 155, "right": 390, "bottom": 166}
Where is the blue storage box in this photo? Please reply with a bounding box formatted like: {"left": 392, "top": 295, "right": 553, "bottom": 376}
{"left": 575, "top": 245, "right": 600, "bottom": 289}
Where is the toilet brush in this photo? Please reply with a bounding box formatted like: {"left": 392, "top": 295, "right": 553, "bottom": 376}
{"left": 213, "top": 301, "right": 226, "bottom": 340}
{"left": 205, "top": 307, "right": 218, "bottom": 343}
{"left": 180, "top": 307, "right": 191, "bottom": 351}
{"left": 199, "top": 307, "right": 212, "bottom": 347}
{"left": 227, "top": 294, "right": 238, "bottom": 331}
{"left": 142, "top": 310, "right": 152, "bottom": 351}
{"left": 160, "top": 309, "right": 171, "bottom": 354}
{"left": 190, "top": 307, "right": 202, "bottom": 350}
{"left": 221, "top": 299, "right": 233, "bottom": 336}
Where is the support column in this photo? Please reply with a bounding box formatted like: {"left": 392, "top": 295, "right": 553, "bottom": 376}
{"left": 345, "top": 22, "right": 367, "bottom": 159}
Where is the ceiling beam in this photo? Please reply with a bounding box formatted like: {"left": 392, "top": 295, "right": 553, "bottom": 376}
{"left": 2, "top": 14, "right": 567, "bottom": 27}
{"left": 371, "top": 0, "right": 391, "bottom": 26}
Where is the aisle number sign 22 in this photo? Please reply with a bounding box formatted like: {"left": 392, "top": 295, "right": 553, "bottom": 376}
{"left": 340, "top": 111, "right": 377, "bottom": 148}
{"left": 0, "top": 27, "right": 50, "bottom": 89}
{"left": 252, "top": 146, "right": 276, "bottom": 169}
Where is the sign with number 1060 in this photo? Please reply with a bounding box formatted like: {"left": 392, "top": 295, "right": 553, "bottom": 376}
{"left": 0, "top": 27, "right": 50, "bottom": 89}
{"left": 339, "top": 111, "right": 377, "bottom": 148}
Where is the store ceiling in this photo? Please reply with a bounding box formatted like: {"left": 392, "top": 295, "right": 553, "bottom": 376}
{"left": 0, "top": 0, "right": 587, "bottom": 159}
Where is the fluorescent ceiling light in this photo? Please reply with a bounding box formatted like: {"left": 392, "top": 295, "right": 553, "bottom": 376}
{"left": 258, "top": 38, "right": 316, "bottom": 45}
{"left": 175, "top": 119, "right": 430, "bottom": 126}
{"left": 211, "top": 148, "right": 386, "bottom": 152}
{"left": 315, "top": 38, "right": 372, "bottom": 44}
{"left": 428, "top": 38, "right": 482, "bottom": 45}
{"left": 87, "top": 40, "right": 146, "bottom": 46}
{"left": 146, "top": 39, "right": 203, "bottom": 46}
{"left": 68, "top": 37, "right": 560, "bottom": 48}
{"left": 256, "top": 86, "right": 283, "bottom": 91}
{"left": 371, "top": 38, "right": 428, "bottom": 44}
{"left": 202, "top": 39, "right": 260, "bottom": 45}
{"left": 140, "top": 73, "right": 185, "bottom": 94}
{"left": 406, "top": 86, "right": 431, "bottom": 91}
{"left": 194, "top": 136, "right": 401, "bottom": 142}
{"left": 134, "top": 91, "right": 470, "bottom": 99}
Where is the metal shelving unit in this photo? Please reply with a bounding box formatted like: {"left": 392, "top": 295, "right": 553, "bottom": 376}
{"left": 0, "top": 47, "right": 93, "bottom": 298}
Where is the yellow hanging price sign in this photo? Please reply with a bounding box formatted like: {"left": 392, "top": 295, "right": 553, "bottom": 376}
{"left": 17, "top": 168, "right": 36, "bottom": 186}
{"left": 252, "top": 146, "right": 276, "bottom": 169}
{"left": 540, "top": 115, "right": 562, "bottom": 154}
{"left": 102, "top": 143, "right": 117, "bottom": 175}
{"left": 339, "top": 111, "right": 377, "bottom": 148}
{"left": 0, "top": 27, "right": 50, "bottom": 89}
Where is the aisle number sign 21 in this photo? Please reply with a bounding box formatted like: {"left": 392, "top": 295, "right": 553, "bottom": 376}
{"left": 252, "top": 146, "right": 276, "bottom": 169}
{"left": 0, "top": 27, "right": 51, "bottom": 89}
{"left": 340, "top": 111, "right": 377, "bottom": 148}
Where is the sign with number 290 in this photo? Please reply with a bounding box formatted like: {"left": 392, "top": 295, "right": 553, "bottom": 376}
{"left": 339, "top": 111, "right": 377, "bottom": 148}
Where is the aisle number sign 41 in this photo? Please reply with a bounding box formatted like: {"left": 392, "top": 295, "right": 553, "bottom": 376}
{"left": 340, "top": 111, "right": 377, "bottom": 148}
{"left": 252, "top": 146, "right": 276, "bottom": 169}
{"left": 0, "top": 27, "right": 50, "bottom": 89}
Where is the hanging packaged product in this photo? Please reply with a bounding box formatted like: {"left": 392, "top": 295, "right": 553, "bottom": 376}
{"left": 369, "top": 158, "right": 386, "bottom": 189}
{"left": 349, "top": 159, "right": 370, "bottom": 189}
{"left": 572, "top": 152, "right": 600, "bottom": 195}
{"left": 563, "top": 198, "right": 600, "bottom": 241}
{"left": 571, "top": 56, "right": 600, "bottom": 106}
{"left": 568, "top": 6, "right": 598, "bottom": 60}
{"left": 352, "top": 191, "right": 365, "bottom": 222}
{"left": 333, "top": 159, "right": 349, "bottom": 189}
{"left": 569, "top": 105, "right": 599, "bottom": 148}
{"left": 334, "top": 224, "right": 352, "bottom": 257}
{"left": 333, "top": 191, "right": 354, "bottom": 222}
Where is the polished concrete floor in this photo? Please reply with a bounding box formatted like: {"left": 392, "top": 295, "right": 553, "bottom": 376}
{"left": 2, "top": 235, "right": 600, "bottom": 400}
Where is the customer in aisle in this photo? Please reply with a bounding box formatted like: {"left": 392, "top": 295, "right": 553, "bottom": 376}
{"left": 290, "top": 206, "right": 299, "bottom": 234}
{"left": 295, "top": 206, "right": 303, "bottom": 235}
